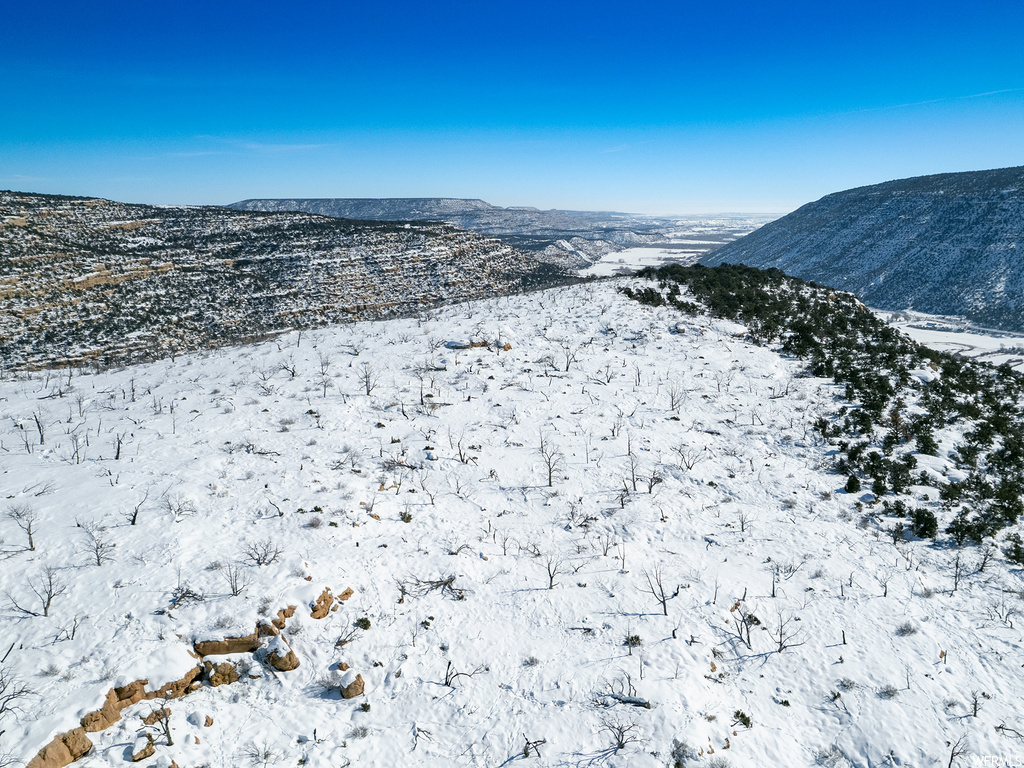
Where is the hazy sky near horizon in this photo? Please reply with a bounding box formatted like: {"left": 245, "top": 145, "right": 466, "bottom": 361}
{"left": 3, "top": 1, "right": 1023, "bottom": 214}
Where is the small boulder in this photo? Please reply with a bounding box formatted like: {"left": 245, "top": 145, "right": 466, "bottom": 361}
{"left": 340, "top": 673, "right": 365, "bottom": 699}
{"left": 204, "top": 661, "right": 239, "bottom": 687}
{"left": 266, "top": 636, "right": 299, "bottom": 672}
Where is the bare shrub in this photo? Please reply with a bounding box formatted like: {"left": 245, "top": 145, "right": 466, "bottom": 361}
{"left": 162, "top": 494, "right": 198, "bottom": 520}
{"left": 6, "top": 503, "right": 37, "bottom": 551}
{"left": 537, "top": 434, "right": 566, "bottom": 487}
{"left": 600, "top": 714, "right": 640, "bottom": 751}
{"left": 243, "top": 540, "right": 282, "bottom": 567}
{"left": 223, "top": 564, "right": 250, "bottom": 596}
{"left": 895, "top": 621, "right": 917, "bottom": 636}
{"left": 398, "top": 574, "right": 468, "bottom": 601}
{"left": 0, "top": 667, "right": 32, "bottom": 718}
{"left": 79, "top": 522, "right": 115, "bottom": 566}
{"left": 7, "top": 565, "right": 67, "bottom": 617}
{"left": 243, "top": 741, "right": 280, "bottom": 767}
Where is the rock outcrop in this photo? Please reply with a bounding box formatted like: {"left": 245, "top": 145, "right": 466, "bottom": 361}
{"left": 25, "top": 728, "right": 92, "bottom": 768}
{"left": 204, "top": 661, "right": 239, "bottom": 687}
{"left": 194, "top": 630, "right": 259, "bottom": 657}
{"left": 131, "top": 734, "right": 155, "bottom": 762}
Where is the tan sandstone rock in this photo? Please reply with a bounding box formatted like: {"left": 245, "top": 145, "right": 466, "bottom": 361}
{"left": 194, "top": 630, "right": 259, "bottom": 657}
{"left": 131, "top": 735, "right": 155, "bottom": 762}
{"left": 340, "top": 674, "right": 364, "bottom": 699}
{"left": 25, "top": 728, "right": 92, "bottom": 768}
{"left": 204, "top": 661, "right": 239, "bottom": 687}
{"left": 310, "top": 588, "right": 333, "bottom": 619}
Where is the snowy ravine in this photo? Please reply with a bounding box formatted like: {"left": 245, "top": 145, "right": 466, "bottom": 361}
{"left": 1, "top": 280, "right": 1022, "bottom": 768}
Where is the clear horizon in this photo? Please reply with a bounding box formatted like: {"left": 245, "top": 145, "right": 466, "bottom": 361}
{"left": 2, "top": 1, "right": 1023, "bottom": 215}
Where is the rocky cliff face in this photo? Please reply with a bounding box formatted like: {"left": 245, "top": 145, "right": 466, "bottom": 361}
{"left": 0, "top": 191, "right": 551, "bottom": 369}
{"left": 701, "top": 166, "right": 1024, "bottom": 330}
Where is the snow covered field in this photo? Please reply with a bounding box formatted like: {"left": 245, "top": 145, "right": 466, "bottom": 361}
{"left": 882, "top": 308, "right": 1024, "bottom": 371}
{"left": 1, "top": 280, "right": 1022, "bottom": 768}
{"left": 580, "top": 215, "right": 776, "bottom": 277}
{"left": 580, "top": 247, "right": 703, "bottom": 277}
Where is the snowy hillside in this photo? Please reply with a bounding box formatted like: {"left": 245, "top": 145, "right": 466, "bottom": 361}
{"left": 1, "top": 279, "right": 1022, "bottom": 768}
{"left": 0, "top": 190, "right": 555, "bottom": 370}
{"left": 701, "top": 165, "right": 1024, "bottom": 332}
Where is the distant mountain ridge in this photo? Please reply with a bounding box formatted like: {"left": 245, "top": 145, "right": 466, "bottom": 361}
{"left": 232, "top": 197, "right": 499, "bottom": 220}
{"left": 700, "top": 166, "right": 1024, "bottom": 331}
{"left": 228, "top": 197, "right": 672, "bottom": 264}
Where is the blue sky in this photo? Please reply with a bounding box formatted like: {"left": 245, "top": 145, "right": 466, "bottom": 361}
{"left": 2, "top": 1, "right": 1023, "bottom": 213}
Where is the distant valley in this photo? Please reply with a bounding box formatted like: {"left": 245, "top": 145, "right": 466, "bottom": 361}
{"left": 229, "top": 197, "right": 772, "bottom": 271}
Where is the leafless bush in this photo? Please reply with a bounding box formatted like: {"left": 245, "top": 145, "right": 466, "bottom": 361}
{"left": 544, "top": 556, "right": 564, "bottom": 589}
{"left": 243, "top": 741, "right": 280, "bottom": 767}
{"left": 0, "top": 667, "right": 33, "bottom": 719}
{"left": 765, "top": 610, "right": 806, "bottom": 653}
{"left": 316, "top": 671, "right": 341, "bottom": 692}
{"left": 398, "top": 574, "right": 468, "bottom": 601}
{"left": 243, "top": 540, "right": 282, "bottom": 567}
{"left": 79, "top": 522, "right": 115, "bottom": 566}
{"left": 895, "top": 621, "right": 917, "bottom": 636}
{"left": 727, "top": 599, "right": 761, "bottom": 649}
{"left": 640, "top": 566, "right": 679, "bottom": 616}
{"left": 145, "top": 706, "right": 174, "bottom": 746}
{"left": 223, "top": 564, "right": 250, "bottom": 596}
{"left": 358, "top": 361, "right": 379, "bottom": 396}
{"left": 7, "top": 565, "right": 67, "bottom": 617}
{"left": 6, "top": 503, "right": 37, "bottom": 551}
{"left": 125, "top": 488, "right": 151, "bottom": 526}
{"left": 673, "top": 444, "right": 706, "bottom": 471}
{"left": 162, "top": 494, "right": 198, "bottom": 520}
{"left": 537, "top": 435, "right": 565, "bottom": 487}
{"left": 670, "top": 738, "right": 698, "bottom": 766}
{"left": 441, "top": 660, "right": 487, "bottom": 687}
{"left": 335, "top": 625, "right": 362, "bottom": 647}
{"left": 600, "top": 714, "right": 640, "bottom": 751}
{"left": 986, "top": 598, "right": 1018, "bottom": 628}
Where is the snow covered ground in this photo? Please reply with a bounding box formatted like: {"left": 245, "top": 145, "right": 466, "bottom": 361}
{"left": 1, "top": 280, "right": 1022, "bottom": 768}
{"left": 580, "top": 215, "right": 776, "bottom": 277}
{"left": 580, "top": 246, "right": 703, "bottom": 276}
{"left": 881, "top": 308, "right": 1024, "bottom": 371}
